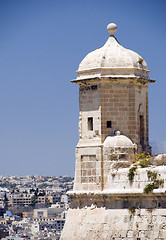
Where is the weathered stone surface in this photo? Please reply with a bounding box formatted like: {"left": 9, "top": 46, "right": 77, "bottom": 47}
{"left": 61, "top": 192, "right": 166, "bottom": 240}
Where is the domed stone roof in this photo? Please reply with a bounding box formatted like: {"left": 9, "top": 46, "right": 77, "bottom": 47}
{"left": 76, "top": 23, "right": 150, "bottom": 81}
{"left": 104, "top": 131, "right": 134, "bottom": 149}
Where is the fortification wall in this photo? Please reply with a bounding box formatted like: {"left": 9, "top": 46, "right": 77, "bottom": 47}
{"left": 60, "top": 166, "right": 166, "bottom": 240}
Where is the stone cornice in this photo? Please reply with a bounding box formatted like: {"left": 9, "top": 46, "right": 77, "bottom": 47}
{"left": 76, "top": 67, "right": 150, "bottom": 74}
{"left": 71, "top": 76, "right": 155, "bottom": 86}
{"left": 67, "top": 190, "right": 166, "bottom": 201}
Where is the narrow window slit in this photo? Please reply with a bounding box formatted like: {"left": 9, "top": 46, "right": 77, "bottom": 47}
{"left": 88, "top": 117, "right": 93, "bottom": 131}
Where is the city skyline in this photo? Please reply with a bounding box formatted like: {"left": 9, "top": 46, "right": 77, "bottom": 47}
{"left": 0, "top": 0, "right": 165, "bottom": 176}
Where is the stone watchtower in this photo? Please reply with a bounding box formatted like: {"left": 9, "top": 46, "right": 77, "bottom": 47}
{"left": 60, "top": 24, "right": 162, "bottom": 240}
{"left": 74, "top": 22, "right": 153, "bottom": 150}
{"left": 72, "top": 23, "right": 154, "bottom": 192}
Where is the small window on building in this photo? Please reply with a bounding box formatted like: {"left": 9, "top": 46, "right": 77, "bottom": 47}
{"left": 107, "top": 121, "right": 112, "bottom": 128}
{"left": 88, "top": 117, "right": 93, "bottom": 131}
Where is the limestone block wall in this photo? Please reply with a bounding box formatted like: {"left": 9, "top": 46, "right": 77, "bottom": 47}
{"left": 78, "top": 80, "right": 149, "bottom": 151}
{"left": 103, "top": 146, "right": 135, "bottom": 189}
{"left": 79, "top": 84, "right": 101, "bottom": 139}
{"left": 74, "top": 146, "right": 102, "bottom": 191}
{"left": 100, "top": 81, "right": 149, "bottom": 148}
{"left": 100, "top": 82, "right": 131, "bottom": 141}
{"left": 61, "top": 166, "right": 166, "bottom": 240}
{"left": 61, "top": 194, "right": 166, "bottom": 240}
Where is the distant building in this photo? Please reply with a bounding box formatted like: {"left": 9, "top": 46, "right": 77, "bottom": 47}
{"left": 0, "top": 201, "right": 5, "bottom": 217}
{"left": 10, "top": 194, "right": 32, "bottom": 206}
{"left": 37, "top": 196, "right": 46, "bottom": 204}
{"left": 39, "top": 220, "right": 65, "bottom": 233}
{"left": 47, "top": 193, "right": 61, "bottom": 204}
{"left": 0, "top": 224, "right": 9, "bottom": 239}
{"left": 0, "top": 218, "right": 7, "bottom": 225}
{"left": 33, "top": 204, "right": 64, "bottom": 222}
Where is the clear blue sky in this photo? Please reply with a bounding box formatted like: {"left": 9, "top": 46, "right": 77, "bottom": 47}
{"left": 0, "top": 0, "right": 165, "bottom": 176}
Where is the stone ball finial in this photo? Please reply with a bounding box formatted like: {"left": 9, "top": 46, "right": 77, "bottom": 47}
{"left": 115, "top": 130, "right": 121, "bottom": 136}
{"left": 107, "top": 23, "right": 117, "bottom": 35}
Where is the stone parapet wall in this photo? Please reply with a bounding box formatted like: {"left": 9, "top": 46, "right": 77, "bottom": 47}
{"left": 61, "top": 166, "right": 166, "bottom": 240}
{"left": 104, "top": 166, "right": 166, "bottom": 191}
